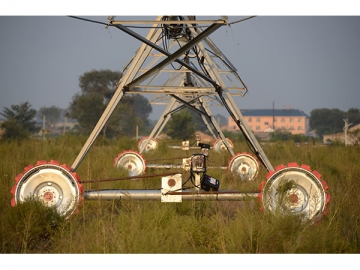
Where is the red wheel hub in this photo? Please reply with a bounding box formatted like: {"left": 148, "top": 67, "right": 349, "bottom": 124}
{"left": 43, "top": 191, "right": 54, "bottom": 201}
{"left": 288, "top": 193, "right": 298, "bottom": 204}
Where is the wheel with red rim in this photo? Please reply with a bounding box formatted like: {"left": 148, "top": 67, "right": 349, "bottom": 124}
{"left": 113, "top": 150, "right": 146, "bottom": 176}
{"left": 138, "top": 137, "right": 158, "bottom": 152}
{"left": 10, "top": 160, "right": 84, "bottom": 218}
{"left": 258, "top": 163, "right": 330, "bottom": 223}
{"left": 227, "top": 152, "right": 260, "bottom": 181}
{"left": 212, "top": 137, "right": 234, "bottom": 152}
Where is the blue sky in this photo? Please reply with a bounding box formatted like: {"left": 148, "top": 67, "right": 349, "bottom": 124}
{"left": 1, "top": 2, "right": 360, "bottom": 120}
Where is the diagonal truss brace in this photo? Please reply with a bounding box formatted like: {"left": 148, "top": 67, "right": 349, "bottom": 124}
{"left": 71, "top": 17, "right": 221, "bottom": 171}
{"left": 139, "top": 94, "right": 235, "bottom": 155}
{"left": 71, "top": 16, "right": 274, "bottom": 172}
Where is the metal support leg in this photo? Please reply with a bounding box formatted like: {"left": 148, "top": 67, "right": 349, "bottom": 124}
{"left": 187, "top": 26, "right": 274, "bottom": 171}
{"left": 71, "top": 19, "right": 163, "bottom": 171}
{"left": 218, "top": 90, "right": 274, "bottom": 171}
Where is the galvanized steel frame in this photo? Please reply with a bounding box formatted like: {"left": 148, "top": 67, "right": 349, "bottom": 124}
{"left": 71, "top": 16, "right": 274, "bottom": 173}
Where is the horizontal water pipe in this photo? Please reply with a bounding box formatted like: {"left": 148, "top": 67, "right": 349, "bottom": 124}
{"left": 84, "top": 189, "right": 260, "bottom": 201}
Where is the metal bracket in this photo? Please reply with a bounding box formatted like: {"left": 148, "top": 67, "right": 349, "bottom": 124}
{"left": 161, "top": 174, "right": 182, "bottom": 202}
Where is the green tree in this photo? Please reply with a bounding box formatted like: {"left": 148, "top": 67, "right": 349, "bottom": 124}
{"left": 346, "top": 108, "right": 360, "bottom": 126}
{"left": 0, "top": 102, "right": 40, "bottom": 140}
{"left": 67, "top": 92, "right": 106, "bottom": 135}
{"left": 39, "top": 105, "right": 62, "bottom": 129}
{"left": 309, "top": 108, "right": 345, "bottom": 138}
{"left": 116, "top": 95, "right": 153, "bottom": 137}
{"left": 187, "top": 109, "right": 208, "bottom": 133}
{"left": 165, "top": 110, "right": 196, "bottom": 140}
{"left": 78, "top": 69, "right": 121, "bottom": 101}
{"left": 67, "top": 69, "right": 152, "bottom": 137}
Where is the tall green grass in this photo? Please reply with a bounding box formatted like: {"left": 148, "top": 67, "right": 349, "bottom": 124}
{"left": 1, "top": 135, "right": 359, "bottom": 253}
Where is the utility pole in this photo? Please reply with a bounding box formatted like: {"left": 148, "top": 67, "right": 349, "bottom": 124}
{"left": 343, "top": 118, "right": 352, "bottom": 147}
{"left": 42, "top": 115, "right": 46, "bottom": 141}
{"left": 272, "top": 101, "right": 275, "bottom": 130}
{"left": 63, "top": 117, "right": 67, "bottom": 135}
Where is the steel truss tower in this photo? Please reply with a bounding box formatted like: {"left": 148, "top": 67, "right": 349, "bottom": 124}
{"left": 70, "top": 16, "right": 273, "bottom": 172}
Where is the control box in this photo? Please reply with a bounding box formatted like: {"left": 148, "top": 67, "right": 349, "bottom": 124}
{"left": 201, "top": 174, "right": 220, "bottom": 191}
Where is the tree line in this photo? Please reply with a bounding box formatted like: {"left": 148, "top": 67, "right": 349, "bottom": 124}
{"left": 309, "top": 108, "right": 360, "bottom": 138}
{"left": 0, "top": 70, "right": 153, "bottom": 140}
{"left": 1, "top": 69, "right": 360, "bottom": 141}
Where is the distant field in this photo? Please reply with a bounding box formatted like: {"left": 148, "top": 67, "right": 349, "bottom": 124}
{"left": 1, "top": 135, "right": 359, "bottom": 253}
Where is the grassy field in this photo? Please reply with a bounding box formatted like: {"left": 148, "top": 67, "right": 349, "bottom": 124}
{"left": 1, "top": 135, "right": 360, "bottom": 254}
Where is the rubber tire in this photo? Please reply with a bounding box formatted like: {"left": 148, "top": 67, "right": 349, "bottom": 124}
{"left": 258, "top": 163, "right": 330, "bottom": 223}
{"left": 11, "top": 160, "right": 83, "bottom": 218}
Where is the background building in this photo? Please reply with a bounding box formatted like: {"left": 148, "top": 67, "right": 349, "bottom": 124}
{"left": 228, "top": 108, "right": 309, "bottom": 135}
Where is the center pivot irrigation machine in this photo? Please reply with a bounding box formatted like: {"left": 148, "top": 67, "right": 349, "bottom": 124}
{"left": 10, "top": 16, "right": 330, "bottom": 223}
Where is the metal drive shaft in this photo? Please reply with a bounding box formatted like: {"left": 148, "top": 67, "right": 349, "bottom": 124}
{"left": 84, "top": 189, "right": 259, "bottom": 201}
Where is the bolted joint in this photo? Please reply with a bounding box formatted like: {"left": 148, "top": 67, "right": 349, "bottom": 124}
{"left": 215, "top": 85, "right": 223, "bottom": 94}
